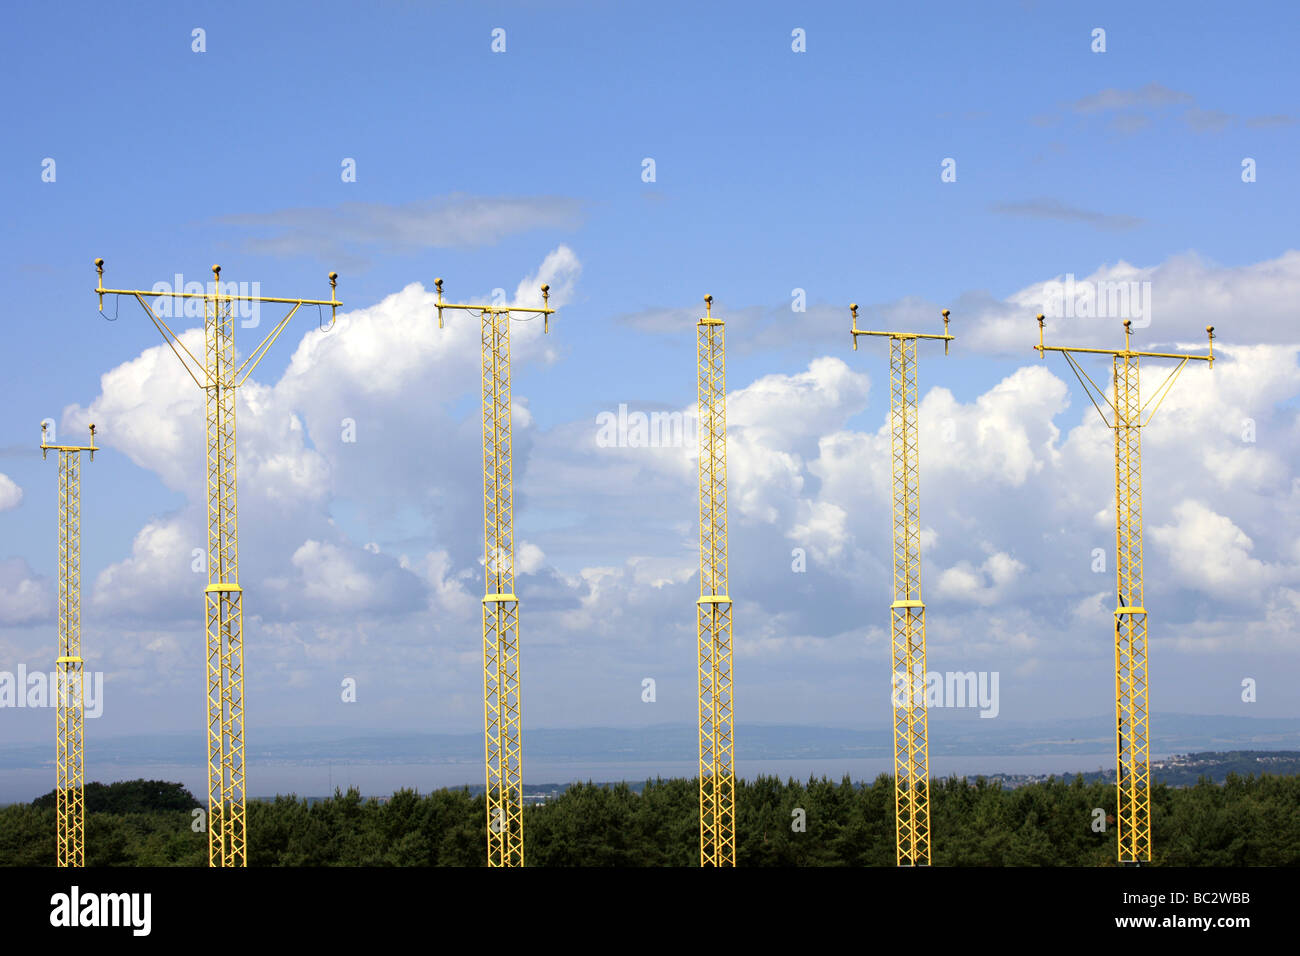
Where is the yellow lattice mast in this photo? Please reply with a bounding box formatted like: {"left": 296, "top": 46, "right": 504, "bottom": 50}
{"left": 1036, "top": 315, "right": 1214, "bottom": 865}
{"left": 434, "top": 277, "right": 554, "bottom": 868}
{"left": 41, "top": 422, "right": 97, "bottom": 867}
{"left": 850, "top": 305, "right": 952, "bottom": 867}
{"left": 696, "top": 294, "right": 735, "bottom": 867}
{"left": 95, "top": 258, "right": 340, "bottom": 867}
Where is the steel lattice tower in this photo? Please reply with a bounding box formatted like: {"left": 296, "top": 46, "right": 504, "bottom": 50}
{"left": 434, "top": 278, "right": 555, "bottom": 868}
{"left": 96, "top": 259, "right": 340, "bottom": 866}
{"left": 850, "top": 305, "right": 952, "bottom": 867}
{"left": 41, "top": 423, "right": 97, "bottom": 867}
{"left": 696, "top": 294, "right": 735, "bottom": 867}
{"left": 1036, "top": 315, "right": 1214, "bottom": 865}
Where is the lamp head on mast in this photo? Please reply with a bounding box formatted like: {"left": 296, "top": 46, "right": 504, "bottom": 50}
{"left": 1038, "top": 313, "right": 1215, "bottom": 364}
{"left": 1032, "top": 312, "right": 1217, "bottom": 430}
{"left": 849, "top": 303, "right": 953, "bottom": 352}
{"left": 433, "top": 276, "right": 556, "bottom": 331}
{"left": 698, "top": 293, "right": 725, "bottom": 328}
{"left": 40, "top": 421, "right": 96, "bottom": 460}
{"left": 92, "top": 257, "right": 342, "bottom": 389}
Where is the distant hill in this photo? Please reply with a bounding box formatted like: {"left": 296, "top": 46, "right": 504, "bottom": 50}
{"left": 314, "top": 751, "right": 1300, "bottom": 801}
{"left": 985, "top": 751, "right": 1300, "bottom": 788}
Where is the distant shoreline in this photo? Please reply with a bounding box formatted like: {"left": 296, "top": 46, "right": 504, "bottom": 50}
{"left": 4, "top": 750, "right": 1299, "bottom": 806}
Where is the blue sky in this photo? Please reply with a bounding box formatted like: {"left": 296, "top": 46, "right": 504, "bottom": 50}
{"left": 2, "top": 1, "right": 1299, "bottom": 755}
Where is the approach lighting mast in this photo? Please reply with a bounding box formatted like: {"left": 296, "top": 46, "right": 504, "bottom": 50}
{"left": 1035, "top": 314, "right": 1215, "bottom": 865}
{"left": 434, "top": 277, "right": 555, "bottom": 868}
{"left": 95, "top": 258, "right": 340, "bottom": 866}
{"left": 849, "top": 305, "right": 953, "bottom": 867}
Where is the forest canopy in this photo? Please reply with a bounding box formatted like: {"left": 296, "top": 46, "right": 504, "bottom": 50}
{"left": 2, "top": 772, "right": 1296, "bottom": 866}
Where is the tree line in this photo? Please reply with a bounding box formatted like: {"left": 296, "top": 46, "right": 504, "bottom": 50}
{"left": 2, "top": 772, "right": 1297, "bottom": 866}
